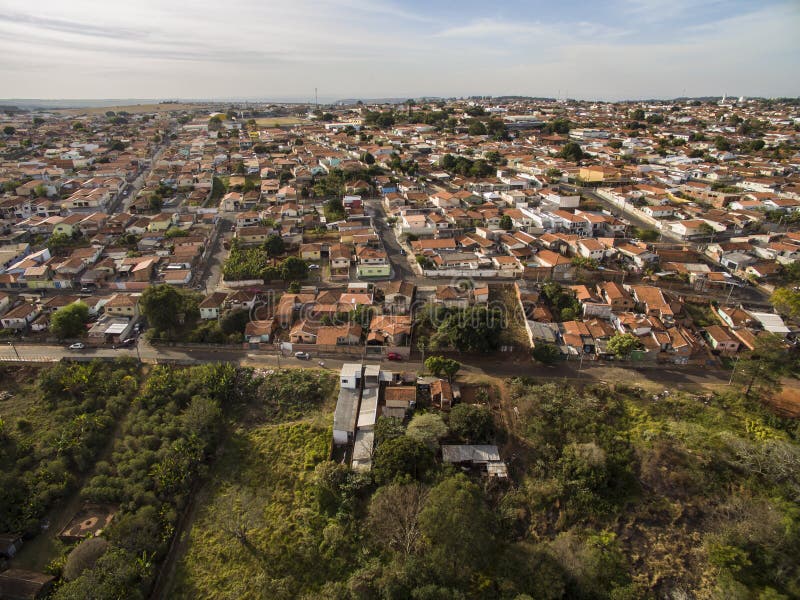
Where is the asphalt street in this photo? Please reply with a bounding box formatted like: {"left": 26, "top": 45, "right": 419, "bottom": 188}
{"left": 0, "top": 339, "right": 732, "bottom": 391}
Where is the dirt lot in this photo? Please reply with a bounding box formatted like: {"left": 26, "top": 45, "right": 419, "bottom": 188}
{"left": 254, "top": 117, "right": 306, "bottom": 127}
{"left": 770, "top": 379, "right": 800, "bottom": 417}
{"left": 55, "top": 102, "right": 202, "bottom": 116}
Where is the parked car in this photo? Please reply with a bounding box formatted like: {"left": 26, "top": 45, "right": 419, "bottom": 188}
{"left": 309, "top": 264, "right": 320, "bottom": 270}
{"left": 120, "top": 338, "right": 137, "bottom": 346}
{"left": 399, "top": 249, "right": 406, "bottom": 256}
{"left": 386, "top": 352, "right": 403, "bottom": 361}
{"left": 69, "top": 342, "right": 86, "bottom": 350}
{"left": 294, "top": 351, "right": 311, "bottom": 360}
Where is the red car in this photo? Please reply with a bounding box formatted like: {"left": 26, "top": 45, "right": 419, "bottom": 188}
{"left": 386, "top": 352, "right": 403, "bottom": 361}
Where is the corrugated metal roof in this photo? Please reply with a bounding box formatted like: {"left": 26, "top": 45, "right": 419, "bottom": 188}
{"left": 441, "top": 445, "right": 501, "bottom": 464}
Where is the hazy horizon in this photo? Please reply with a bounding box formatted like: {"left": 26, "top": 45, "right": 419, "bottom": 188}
{"left": 1, "top": 0, "right": 799, "bottom": 101}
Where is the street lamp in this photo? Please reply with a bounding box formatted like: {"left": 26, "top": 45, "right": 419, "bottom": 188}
{"left": 8, "top": 341, "right": 20, "bottom": 361}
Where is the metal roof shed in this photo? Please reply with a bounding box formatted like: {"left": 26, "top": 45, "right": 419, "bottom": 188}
{"left": 357, "top": 386, "right": 379, "bottom": 429}
{"left": 333, "top": 388, "right": 360, "bottom": 446}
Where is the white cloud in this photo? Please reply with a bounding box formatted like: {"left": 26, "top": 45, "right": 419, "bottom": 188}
{"left": 0, "top": 0, "right": 797, "bottom": 99}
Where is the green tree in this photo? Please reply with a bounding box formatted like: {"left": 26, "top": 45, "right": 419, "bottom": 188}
{"left": 431, "top": 306, "right": 503, "bottom": 352}
{"left": 424, "top": 356, "right": 461, "bottom": 381}
{"left": 280, "top": 256, "right": 309, "bottom": 281}
{"left": 360, "top": 151, "right": 375, "bottom": 165}
{"left": 630, "top": 109, "right": 645, "bottom": 121}
{"left": 500, "top": 214, "right": 513, "bottom": 230}
{"left": 558, "top": 142, "right": 585, "bottom": 162}
{"left": 532, "top": 343, "right": 561, "bottom": 364}
{"left": 770, "top": 287, "right": 800, "bottom": 319}
{"left": 468, "top": 120, "right": 487, "bottom": 136}
{"left": 448, "top": 403, "right": 494, "bottom": 444}
{"left": 2, "top": 125, "right": 15, "bottom": 135}
{"left": 219, "top": 309, "right": 250, "bottom": 336}
{"left": 262, "top": 234, "right": 285, "bottom": 258}
{"left": 544, "top": 118, "right": 571, "bottom": 134}
{"left": 324, "top": 197, "right": 345, "bottom": 221}
{"left": 374, "top": 416, "right": 405, "bottom": 447}
{"left": 733, "top": 333, "right": 790, "bottom": 397}
{"left": 50, "top": 302, "right": 89, "bottom": 339}
{"left": 53, "top": 548, "right": 148, "bottom": 600}
{"left": 140, "top": 284, "right": 198, "bottom": 335}
{"left": 607, "top": 333, "right": 641, "bottom": 359}
{"left": 440, "top": 154, "right": 456, "bottom": 170}
{"left": 372, "top": 436, "right": 433, "bottom": 484}
{"left": 47, "top": 232, "right": 74, "bottom": 254}
{"left": 714, "top": 136, "right": 732, "bottom": 151}
{"left": 419, "top": 474, "right": 496, "bottom": 582}
{"left": 406, "top": 413, "right": 448, "bottom": 450}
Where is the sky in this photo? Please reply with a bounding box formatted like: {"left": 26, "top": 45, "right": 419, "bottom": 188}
{"left": 0, "top": 0, "right": 798, "bottom": 101}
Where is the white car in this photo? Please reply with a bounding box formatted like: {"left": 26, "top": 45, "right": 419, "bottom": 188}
{"left": 294, "top": 351, "right": 311, "bottom": 360}
{"left": 309, "top": 264, "right": 320, "bottom": 270}
{"left": 69, "top": 342, "right": 86, "bottom": 350}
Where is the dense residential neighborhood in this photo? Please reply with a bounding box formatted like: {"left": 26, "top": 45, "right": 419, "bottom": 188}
{"left": 2, "top": 96, "right": 800, "bottom": 600}
{"left": 0, "top": 97, "right": 798, "bottom": 363}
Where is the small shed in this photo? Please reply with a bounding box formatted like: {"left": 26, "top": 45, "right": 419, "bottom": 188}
{"left": 333, "top": 387, "right": 360, "bottom": 446}
{"left": 442, "top": 444, "right": 508, "bottom": 478}
{"left": 0, "top": 569, "right": 55, "bottom": 600}
{"left": 442, "top": 445, "right": 501, "bottom": 465}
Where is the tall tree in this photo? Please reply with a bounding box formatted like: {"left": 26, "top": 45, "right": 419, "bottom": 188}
{"left": 406, "top": 413, "right": 448, "bottom": 450}
{"left": 448, "top": 403, "right": 494, "bottom": 444}
{"left": 139, "top": 284, "right": 198, "bottom": 335}
{"left": 367, "top": 483, "right": 428, "bottom": 557}
{"left": 733, "top": 334, "right": 790, "bottom": 397}
{"left": 419, "top": 474, "right": 496, "bottom": 582}
{"left": 50, "top": 302, "right": 89, "bottom": 339}
{"left": 607, "top": 333, "right": 641, "bottom": 359}
{"left": 770, "top": 287, "right": 800, "bottom": 319}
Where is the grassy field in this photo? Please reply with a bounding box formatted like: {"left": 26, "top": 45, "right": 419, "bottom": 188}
{"left": 54, "top": 103, "right": 202, "bottom": 116}
{"left": 254, "top": 117, "right": 306, "bottom": 127}
{"left": 168, "top": 422, "right": 333, "bottom": 600}
{"left": 167, "top": 368, "right": 339, "bottom": 599}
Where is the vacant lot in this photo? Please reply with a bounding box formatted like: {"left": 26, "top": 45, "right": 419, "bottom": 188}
{"left": 254, "top": 117, "right": 306, "bottom": 127}
{"left": 55, "top": 102, "right": 202, "bottom": 116}
{"left": 490, "top": 283, "right": 531, "bottom": 350}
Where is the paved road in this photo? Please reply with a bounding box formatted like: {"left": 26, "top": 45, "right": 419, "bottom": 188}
{"left": 367, "top": 200, "right": 418, "bottom": 282}
{"left": 0, "top": 340, "right": 734, "bottom": 391}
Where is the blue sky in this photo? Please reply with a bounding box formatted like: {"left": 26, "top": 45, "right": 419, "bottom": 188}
{"left": 0, "top": 0, "right": 798, "bottom": 100}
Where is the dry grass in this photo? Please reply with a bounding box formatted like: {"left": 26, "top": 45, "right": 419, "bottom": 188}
{"left": 55, "top": 102, "right": 201, "bottom": 116}
{"left": 489, "top": 284, "right": 530, "bottom": 350}
{"left": 254, "top": 117, "right": 306, "bottom": 127}
{"left": 770, "top": 379, "right": 800, "bottom": 417}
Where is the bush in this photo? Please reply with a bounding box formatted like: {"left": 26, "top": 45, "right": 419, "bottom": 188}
{"left": 448, "top": 404, "right": 494, "bottom": 444}
{"left": 63, "top": 538, "right": 109, "bottom": 581}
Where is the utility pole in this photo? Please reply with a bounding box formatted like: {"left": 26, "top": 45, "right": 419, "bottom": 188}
{"left": 728, "top": 354, "right": 741, "bottom": 386}
{"left": 8, "top": 341, "right": 20, "bottom": 361}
